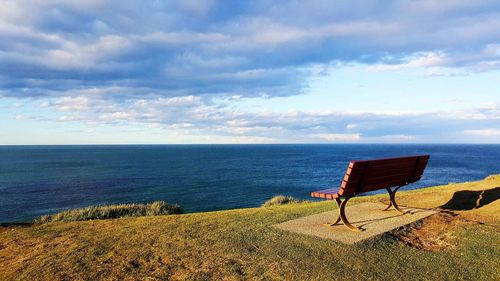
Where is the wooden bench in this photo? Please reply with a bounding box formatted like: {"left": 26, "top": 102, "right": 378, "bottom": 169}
{"left": 311, "top": 155, "right": 430, "bottom": 231}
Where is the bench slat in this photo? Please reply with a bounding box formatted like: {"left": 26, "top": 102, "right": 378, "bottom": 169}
{"left": 359, "top": 178, "right": 411, "bottom": 192}
{"left": 344, "top": 172, "right": 414, "bottom": 187}
{"left": 349, "top": 155, "right": 426, "bottom": 167}
{"left": 311, "top": 189, "right": 339, "bottom": 199}
{"left": 344, "top": 158, "right": 428, "bottom": 178}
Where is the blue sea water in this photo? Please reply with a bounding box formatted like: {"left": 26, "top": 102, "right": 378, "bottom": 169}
{"left": 0, "top": 144, "right": 499, "bottom": 223}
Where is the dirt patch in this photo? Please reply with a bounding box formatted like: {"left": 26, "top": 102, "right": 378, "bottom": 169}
{"left": 387, "top": 211, "right": 481, "bottom": 252}
{"left": 0, "top": 227, "right": 8, "bottom": 235}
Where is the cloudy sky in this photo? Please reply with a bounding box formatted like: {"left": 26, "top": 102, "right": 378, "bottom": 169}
{"left": 0, "top": 0, "right": 499, "bottom": 144}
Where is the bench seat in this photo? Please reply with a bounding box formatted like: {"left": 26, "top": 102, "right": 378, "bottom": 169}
{"left": 310, "top": 188, "right": 340, "bottom": 199}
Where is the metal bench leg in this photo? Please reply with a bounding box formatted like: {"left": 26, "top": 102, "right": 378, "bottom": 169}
{"left": 328, "top": 197, "right": 359, "bottom": 231}
{"left": 383, "top": 186, "right": 407, "bottom": 214}
{"left": 328, "top": 208, "right": 342, "bottom": 226}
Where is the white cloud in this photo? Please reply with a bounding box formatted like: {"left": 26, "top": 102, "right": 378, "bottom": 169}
{"left": 42, "top": 35, "right": 132, "bottom": 70}
{"left": 463, "top": 129, "right": 500, "bottom": 137}
{"left": 365, "top": 135, "right": 417, "bottom": 142}
{"left": 367, "top": 52, "right": 448, "bottom": 72}
{"left": 9, "top": 92, "right": 500, "bottom": 143}
{"left": 15, "top": 114, "right": 29, "bottom": 120}
{"left": 98, "top": 111, "right": 136, "bottom": 122}
{"left": 310, "top": 133, "right": 361, "bottom": 142}
{"left": 50, "top": 96, "right": 91, "bottom": 111}
{"left": 447, "top": 104, "right": 500, "bottom": 120}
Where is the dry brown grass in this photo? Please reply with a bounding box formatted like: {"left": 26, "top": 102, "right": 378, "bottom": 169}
{"left": 388, "top": 211, "right": 481, "bottom": 251}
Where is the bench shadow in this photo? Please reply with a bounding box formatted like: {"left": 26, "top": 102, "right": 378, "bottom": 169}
{"left": 353, "top": 208, "right": 431, "bottom": 230}
{"left": 440, "top": 187, "right": 500, "bottom": 211}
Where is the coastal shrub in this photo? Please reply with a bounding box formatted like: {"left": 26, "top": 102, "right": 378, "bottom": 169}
{"left": 261, "top": 195, "right": 307, "bottom": 207}
{"left": 36, "top": 201, "right": 182, "bottom": 223}
{"left": 485, "top": 174, "right": 500, "bottom": 181}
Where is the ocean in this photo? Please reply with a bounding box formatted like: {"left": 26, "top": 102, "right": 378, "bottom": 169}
{"left": 1, "top": 144, "right": 499, "bottom": 223}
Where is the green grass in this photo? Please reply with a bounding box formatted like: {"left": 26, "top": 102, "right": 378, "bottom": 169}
{"left": 1, "top": 175, "right": 499, "bottom": 280}
{"left": 35, "top": 201, "right": 182, "bottom": 223}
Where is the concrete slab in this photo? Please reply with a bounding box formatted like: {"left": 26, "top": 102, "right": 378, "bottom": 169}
{"left": 273, "top": 202, "right": 438, "bottom": 244}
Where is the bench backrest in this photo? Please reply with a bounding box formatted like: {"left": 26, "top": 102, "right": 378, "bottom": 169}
{"left": 337, "top": 155, "right": 430, "bottom": 197}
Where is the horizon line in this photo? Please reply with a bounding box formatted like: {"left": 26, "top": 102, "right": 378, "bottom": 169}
{"left": 1, "top": 143, "right": 499, "bottom": 146}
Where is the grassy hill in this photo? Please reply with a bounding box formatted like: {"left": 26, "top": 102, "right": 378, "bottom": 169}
{"left": 1, "top": 175, "right": 499, "bottom": 280}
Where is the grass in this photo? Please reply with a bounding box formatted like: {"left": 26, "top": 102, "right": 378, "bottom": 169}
{"left": 35, "top": 201, "right": 182, "bottom": 223}
{"left": 261, "top": 195, "right": 307, "bottom": 207}
{"left": 0, "top": 175, "right": 499, "bottom": 280}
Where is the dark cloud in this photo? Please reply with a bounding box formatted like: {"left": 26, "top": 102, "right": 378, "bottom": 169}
{"left": 0, "top": 0, "right": 499, "bottom": 100}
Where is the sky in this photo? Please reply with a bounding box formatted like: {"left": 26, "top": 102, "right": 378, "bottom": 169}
{"left": 0, "top": 0, "right": 499, "bottom": 144}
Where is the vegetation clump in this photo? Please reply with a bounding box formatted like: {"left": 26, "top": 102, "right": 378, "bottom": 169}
{"left": 36, "top": 201, "right": 182, "bottom": 223}
{"left": 261, "top": 195, "right": 307, "bottom": 207}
